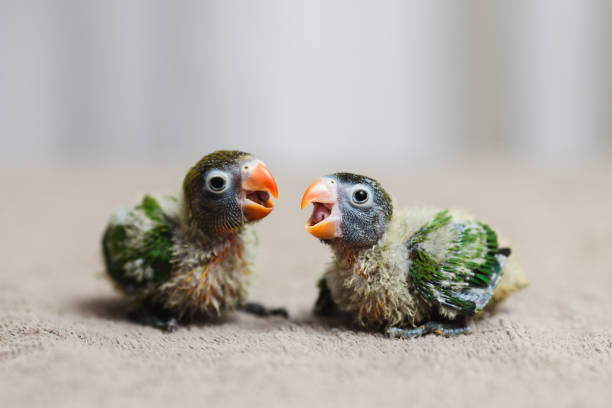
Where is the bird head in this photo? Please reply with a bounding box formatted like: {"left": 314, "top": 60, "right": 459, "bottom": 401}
{"left": 183, "top": 150, "right": 279, "bottom": 234}
{"left": 300, "top": 173, "right": 392, "bottom": 248}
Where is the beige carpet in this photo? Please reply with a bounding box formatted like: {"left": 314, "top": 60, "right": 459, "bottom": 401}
{"left": 1, "top": 161, "right": 611, "bottom": 407}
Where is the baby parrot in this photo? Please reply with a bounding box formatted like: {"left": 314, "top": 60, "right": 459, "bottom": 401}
{"left": 102, "top": 150, "right": 285, "bottom": 331}
{"left": 300, "top": 173, "right": 527, "bottom": 338}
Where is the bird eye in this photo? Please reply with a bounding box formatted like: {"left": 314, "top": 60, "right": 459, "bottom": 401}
{"left": 352, "top": 189, "right": 369, "bottom": 204}
{"left": 209, "top": 177, "right": 225, "bottom": 190}
{"left": 206, "top": 171, "right": 229, "bottom": 193}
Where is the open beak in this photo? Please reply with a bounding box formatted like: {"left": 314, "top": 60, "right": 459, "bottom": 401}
{"left": 300, "top": 178, "right": 342, "bottom": 240}
{"left": 242, "top": 161, "right": 279, "bottom": 221}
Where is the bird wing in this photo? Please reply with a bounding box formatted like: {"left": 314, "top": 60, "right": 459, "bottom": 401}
{"left": 103, "top": 194, "right": 179, "bottom": 293}
{"left": 406, "top": 210, "right": 506, "bottom": 314}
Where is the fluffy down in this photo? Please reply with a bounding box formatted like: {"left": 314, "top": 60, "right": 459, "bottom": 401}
{"left": 321, "top": 207, "right": 527, "bottom": 330}
{"left": 103, "top": 194, "right": 258, "bottom": 319}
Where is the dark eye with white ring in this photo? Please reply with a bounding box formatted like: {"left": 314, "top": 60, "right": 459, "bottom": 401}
{"left": 351, "top": 185, "right": 372, "bottom": 206}
{"left": 353, "top": 189, "right": 368, "bottom": 203}
{"left": 206, "top": 170, "right": 229, "bottom": 193}
{"left": 209, "top": 177, "right": 225, "bottom": 190}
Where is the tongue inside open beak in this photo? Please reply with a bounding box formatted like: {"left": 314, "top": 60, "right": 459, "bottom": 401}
{"left": 300, "top": 178, "right": 342, "bottom": 240}
{"left": 311, "top": 203, "right": 331, "bottom": 225}
{"left": 242, "top": 162, "right": 278, "bottom": 221}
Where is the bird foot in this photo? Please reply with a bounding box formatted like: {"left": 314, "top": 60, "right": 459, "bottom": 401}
{"left": 128, "top": 309, "right": 180, "bottom": 332}
{"left": 240, "top": 302, "right": 289, "bottom": 318}
{"left": 387, "top": 320, "right": 475, "bottom": 339}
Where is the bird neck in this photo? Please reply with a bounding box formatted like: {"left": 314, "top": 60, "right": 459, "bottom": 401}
{"left": 183, "top": 221, "right": 242, "bottom": 248}
{"left": 178, "top": 192, "right": 244, "bottom": 247}
{"left": 179, "top": 211, "right": 242, "bottom": 250}
{"left": 328, "top": 241, "right": 370, "bottom": 269}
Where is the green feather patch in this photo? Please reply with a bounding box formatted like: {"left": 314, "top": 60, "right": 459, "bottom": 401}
{"left": 407, "top": 211, "right": 504, "bottom": 314}
{"left": 102, "top": 195, "right": 176, "bottom": 292}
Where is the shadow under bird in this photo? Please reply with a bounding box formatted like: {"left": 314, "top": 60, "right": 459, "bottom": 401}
{"left": 102, "top": 150, "right": 286, "bottom": 331}
{"left": 300, "top": 173, "right": 527, "bottom": 338}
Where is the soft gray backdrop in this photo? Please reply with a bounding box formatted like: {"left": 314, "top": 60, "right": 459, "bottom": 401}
{"left": 2, "top": 3, "right": 612, "bottom": 407}
{"left": 1, "top": 1, "right": 611, "bottom": 166}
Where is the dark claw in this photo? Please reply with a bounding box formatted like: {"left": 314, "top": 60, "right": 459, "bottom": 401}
{"left": 498, "top": 247, "right": 512, "bottom": 257}
{"left": 387, "top": 320, "right": 475, "bottom": 339}
{"left": 157, "top": 317, "right": 179, "bottom": 333}
{"left": 243, "top": 302, "right": 267, "bottom": 316}
{"left": 268, "top": 307, "right": 289, "bottom": 318}
{"left": 241, "top": 302, "right": 289, "bottom": 319}
{"left": 128, "top": 309, "right": 180, "bottom": 332}
{"left": 387, "top": 326, "right": 428, "bottom": 339}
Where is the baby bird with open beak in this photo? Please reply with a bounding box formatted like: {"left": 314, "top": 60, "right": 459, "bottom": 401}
{"left": 301, "top": 173, "right": 527, "bottom": 338}
{"left": 103, "top": 150, "right": 285, "bottom": 331}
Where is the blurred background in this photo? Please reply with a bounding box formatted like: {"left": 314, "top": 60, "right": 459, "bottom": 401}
{"left": 1, "top": 0, "right": 611, "bottom": 168}
{"left": 2, "top": 4, "right": 612, "bottom": 406}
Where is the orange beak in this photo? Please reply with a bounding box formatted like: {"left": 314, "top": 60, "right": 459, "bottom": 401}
{"left": 242, "top": 162, "right": 279, "bottom": 222}
{"left": 300, "top": 178, "right": 342, "bottom": 240}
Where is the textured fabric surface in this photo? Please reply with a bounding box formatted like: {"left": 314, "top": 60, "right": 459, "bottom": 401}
{"left": 1, "top": 162, "right": 611, "bottom": 407}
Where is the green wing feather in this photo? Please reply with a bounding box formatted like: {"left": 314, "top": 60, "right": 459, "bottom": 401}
{"left": 407, "top": 210, "right": 505, "bottom": 314}
{"left": 102, "top": 195, "right": 177, "bottom": 293}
